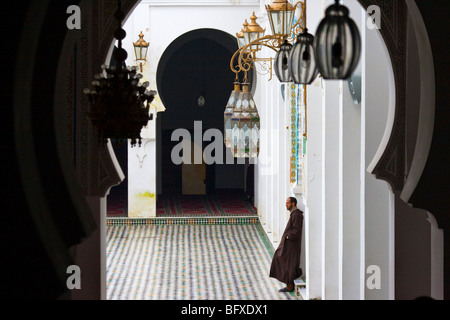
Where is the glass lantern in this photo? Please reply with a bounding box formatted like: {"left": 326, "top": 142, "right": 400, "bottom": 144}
{"left": 133, "top": 31, "right": 149, "bottom": 72}
{"left": 314, "top": 0, "right": 361, "bottom": 79}
{"left": 231, "top": 89, "right": 243, "bottom": 157}
{"left": 224, "top": 82, "right": 240, "bottom": 148}
{"left": 265, "top": 0, "right": 296, "bottom": 38}
{"left": 289, "top": 28, "right": 319, "bottom": 84}
{"left": 236, "top": 20, "right": 248, "bottom": 49}
{"left": 274, "top": 40, "right": 293, "bottom": 82}
{"left": 243, "top": 12, "right": 265, "bottom": 52}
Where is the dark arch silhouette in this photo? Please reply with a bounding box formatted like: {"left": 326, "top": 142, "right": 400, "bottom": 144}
{"left": 155, "top": 28, "right": 252, "bottom": 194}
{"left": 156, "top": 28, "right": 255, "bottom": 109}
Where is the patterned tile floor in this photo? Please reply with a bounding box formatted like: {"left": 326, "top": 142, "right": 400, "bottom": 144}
{"left": 106, "top": 223, "right": 300, "bottom": 300}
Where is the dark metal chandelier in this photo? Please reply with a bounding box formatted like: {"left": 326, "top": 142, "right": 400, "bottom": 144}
{"left": 84, "top": 0, "right": 156, "bottom": 147}
{"left": 289, "top": 28, "right": 319, "bottom": 85}
{"left": 313, "top": 0, "right": 361, "bottom": 79}
{"left": 272, "top": 0, "right": 361, "bottom": 83}
{"left": 275, "top": 40, "right": 293, "bottom": 82}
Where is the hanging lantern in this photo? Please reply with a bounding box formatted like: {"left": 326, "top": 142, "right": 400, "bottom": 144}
{"left": 265, "top": 0, "right": 296, "bottom": 38}
{"left": 236, "top": 20, "right": 248, "bottom": 49}
{"left": 231, "top": 88, "right": 243, "bottom": 157}
{"left": 313, "top": 0, "right": 361, "bottom": 79}
{"left": 238, "top": 110, "right": 252, "bottom": 158}
{"left": 224, "top": 82, "right": 241, "bottom": 148}
{"left": 243, "top": 12, "right": 265, "bottom": 52}
{"left": 133, "top": 31, "right": 149, "bottom": 72}
{"left": 289, "top": 28, "right": 319, "bottom": 84}
{"left": 249, "top": 95, "right": 260, "bottom": 158}
{"left": 238, "top": 83, "right": 253, "bottom": 158}
{"left": 231, "top": 83, "right": 259, "bottom": 158}
{"left": 274, "top": 40, "right": 293, "bottom": 82}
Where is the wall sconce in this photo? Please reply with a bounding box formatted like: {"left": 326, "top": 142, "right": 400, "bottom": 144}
{"left": 133, "top": 31, "right": 149, "bottom": 72}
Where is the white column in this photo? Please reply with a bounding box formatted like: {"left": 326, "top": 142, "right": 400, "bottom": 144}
{"left": 259, "top": 50, "right": 274, "bottom": 239}
{"left": 341, "top": 78, "right": 363, "bottom": 299}
{"left": 128, "top": 116, "right": 157, "bottom": 218}
{"left": 267, "top": 68, "right": 275, "bottom": 241}
{"left": 305, "top": 85, "right": 323, "bottom": 299}
{"left": 322, "top": 79, "right": 341, "bottom": 300}
{"left": 363, "top": 8, "right": 396, "bottom": 300}
{"left": 278, "top": 83, "right": 289, "bottom": 238}
{"left": 272, "top": 79, "right": 280, "bottom": 244}
{"left": 303, "top": 0, "right": 325, "bottom": 300}
{"left": 337, "top": 0, "right": 364, "bottom": 300}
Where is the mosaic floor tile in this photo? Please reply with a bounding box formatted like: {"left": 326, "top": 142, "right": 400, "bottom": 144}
{"left": 106, "top": 224, "right": 299, "bottom": 300}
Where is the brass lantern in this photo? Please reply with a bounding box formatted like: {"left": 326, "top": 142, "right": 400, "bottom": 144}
{"left": 243, "top": 12, "right": 265, "bottom": 52}
{"left": 265, "top": 0, "right": 296, "bottom": 39}
{"left": 232, "top": 82, "right": 260, "bottom": 158}
{"left": 231, "top": 96, "right": 243, "bottom": 157}
{"left": 224, "top": 82, "right": 241, "bottom": 148}
{"left": 133, "top": 31, "right": 149, "bottom": 72}
{"left": 236, "top": 20, "right": 248, "bottom": 49}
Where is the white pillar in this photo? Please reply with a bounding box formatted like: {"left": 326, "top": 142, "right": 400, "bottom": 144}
{"left": 267, "top": 67, "right": 275, "bottom": 241}
{"left": 363, "top": 10, "right": 396, "bottom": 300}
{"left": 128, "top": 117, "right": 157, "bottom": 218}
{"left": 279, "top": 83, "right": 289, "bottom": 237}
{"left": 272, "top": 79, "right": 280, "bottom": 244}
{"left": 337, "top": 0, "right": 364, "bottom": 300}
{"left": 303, "top": 0, "right": 325, "bottom": 300}
{"left": 341, "top": 78, "right": 363, "bottom": 299}
{"left": 305, "top": 85, "right": 323, "bottom": 300}
{"left": 322, "top": 79, "right": 341, "bottom": 300}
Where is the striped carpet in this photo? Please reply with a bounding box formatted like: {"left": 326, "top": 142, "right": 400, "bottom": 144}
{"left": 106, "top": 224, "right": 299, "bottom": 300}
{"left": 107, "top": 190, "right": 257, "bottom": 218}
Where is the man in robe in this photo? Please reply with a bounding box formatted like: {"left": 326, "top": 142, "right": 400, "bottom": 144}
{"left": 269, "top": 197, "right": 303, "bottom": 292}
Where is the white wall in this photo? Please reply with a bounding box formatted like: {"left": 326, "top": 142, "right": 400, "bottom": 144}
{"left": 122, "top": 0, "right": 261, "bottom": 93}
{"left": 121, "top": 0, "right": 260, "bottom": 212}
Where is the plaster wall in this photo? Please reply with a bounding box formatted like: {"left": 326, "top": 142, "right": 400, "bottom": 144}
{"left": 121, "top": 0, "right": 259, "bottom": 215}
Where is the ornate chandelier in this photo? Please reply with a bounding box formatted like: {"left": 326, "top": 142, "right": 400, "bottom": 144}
{"left": 84, "top": 0, "right": 156, "bottom": 147}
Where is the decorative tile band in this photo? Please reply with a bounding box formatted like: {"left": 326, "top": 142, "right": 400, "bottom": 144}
{"left": 106, "top": 216, "right": 260, "bottom": 226}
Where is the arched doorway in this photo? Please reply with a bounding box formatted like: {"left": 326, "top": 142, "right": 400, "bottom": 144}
{"left": 156, "top": 29, "right": 253, "bottom": 197}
